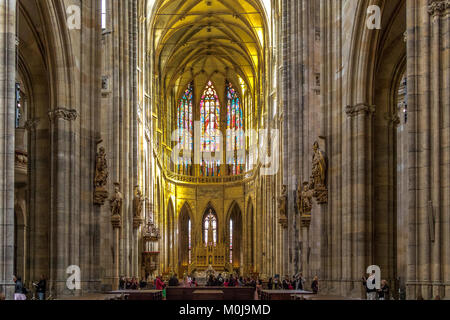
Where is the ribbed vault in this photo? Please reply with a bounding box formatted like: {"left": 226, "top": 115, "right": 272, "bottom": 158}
{"left": 152, "top": 0, "right": 267, "bottom": 101}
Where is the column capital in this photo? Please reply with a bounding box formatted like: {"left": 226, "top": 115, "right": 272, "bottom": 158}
{"left": 48, "top": 108, "right": 78, "bottom": 123}
{"left": 345, "top": 104, "right": 376, "bottom": 118}
{"left": 428, "top": 0, "right": 449, "bottom": 17}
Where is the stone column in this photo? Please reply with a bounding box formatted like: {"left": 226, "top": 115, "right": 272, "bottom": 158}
{"left": 406, "top": 0, "right": 450, "bottom": 299}
{"left": 346, "top": 104, "right": 375, "bottom": 297}
{"left": 0, "top": 0, "right": 16, "bottom": 299}
{"left": 48, "top": 108, "right": 78, "bottom": 296}
{"left": 111, "top": 215, "right": 122, "bottom": 290}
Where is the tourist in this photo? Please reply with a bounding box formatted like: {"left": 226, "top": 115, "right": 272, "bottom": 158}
{"left": 35, "top": 275, "right": 47, "bottom": 300}
{"left": 206, "top": 275, "right": 215, "bottom": 286}
{"left": 13, "top": 276, "right": 27, "bottom": 300}
{"left": 155, "top": 276, "right": 165, "bottom": 290}
{"left": 224, "top": 278, "right": 229, "bottom": 287}
{"left": 273, "top": 276, "right": 280, "bottom": 289}
{"left": 268, "top": 278, "right": 273, "bottom": 290}
{"left": 362, "top": 272, "right": 377, "bottom": 300}
{"left": 130, "top": 277, "right": 138, "bottom": 290}
{"left": 139, "top": 277, "right": 147, "bottom": 290}
{"left": 282, "top": 276, "right": 290, "bottom": 290}
{"left": 217, "top": 273, "right": 224, "bottom": 286}
{"left": 191, "top": 277, "right": 198, "bottom": 287}
{"left": 169, "top": 274, "right": 179, "bottom": 287}
{"left": 378, "top": 280, "right": 389, "bottom": 300}
{"left": 0, "top": 293, "right": 5, "bottom": 301}
{"left": 255, "top": 279, "right": 263, "bottom": 300}
{"left": 296, "top": 273, "right": 305, "bottom": 290}
{"left": 119, "top": 276, "right": 125, "bottom": 290}
{"left": 311, "top": 276, "right": 319, "bottom": 294}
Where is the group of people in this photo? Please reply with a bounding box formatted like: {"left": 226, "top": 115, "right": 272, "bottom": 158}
{"left": 362, "top": 272, "right": 390, "bottom": 300}
{"left": 267, "top": 274, "right": 319, "bottom": 294}
{"left": 119, "top": 277, "right": 150, "bottom": 290}
{"left": 11, "top": 274, "right": 47, "bottom": 300}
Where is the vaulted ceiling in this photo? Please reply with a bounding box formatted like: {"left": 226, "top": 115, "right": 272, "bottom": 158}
{"left": 152, "top": 0, "right": 267, "bottom": 101}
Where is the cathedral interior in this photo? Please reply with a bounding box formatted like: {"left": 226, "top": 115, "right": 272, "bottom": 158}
{"left": 0, "top": 0, "right": 449, "bottom": 300}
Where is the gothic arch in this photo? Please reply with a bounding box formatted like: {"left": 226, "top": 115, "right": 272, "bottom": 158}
{"left": 178, "top": 202, "right": 193, "bottom": 275}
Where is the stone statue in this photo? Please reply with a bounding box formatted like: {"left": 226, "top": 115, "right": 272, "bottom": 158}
{"left": 301, "top": 180, "right": 313, "bottom": 215}
{"left": 312, "top": 141, "right": 328, "bottom": 204}
{"left": 94, "top": 146, "right": 109, "bottom": 205}
{"left": 95, "top": 147, "right": 108, "bottom": 188}
{"left": 277, "top": 185, "right": 288, "bottom": 229}
{"left": 109, "top": 182, "right": 123, "bottom": 217}
{"left": 133, "top": 186, "right": 144, "bottom": 218}
{"left": 312, "top": 141, "right": 327, "bottom": 187}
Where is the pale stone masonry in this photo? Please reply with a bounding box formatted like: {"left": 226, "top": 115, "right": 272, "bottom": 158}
{"left": 0, "top": 0, "right": 448, "bottom": 300}
{"left": 0, "top": 0, "right": 16, "bottom": 300}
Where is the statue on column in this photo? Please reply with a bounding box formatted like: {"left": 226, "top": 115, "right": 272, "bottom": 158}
{"left": 94, "top": 145, "right": 109, "bottom": 205}
{"left": 110, "top": 182, "right": 123, "bottom": 228}
{"left": 277, "top": 185, "right": 288, "bottom": 229}
{"left": 312, "top": 141, "right": 328, "bottom": 204}
{"left": 298, "top": 179, "right": 314, "bottom": 227}
{"left": 133, "top": 186, "right": 145, "bottom": 228}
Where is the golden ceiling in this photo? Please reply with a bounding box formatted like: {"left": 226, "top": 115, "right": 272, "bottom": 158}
{"left": 152, "top": 0, "right": 267, "bottom": 100}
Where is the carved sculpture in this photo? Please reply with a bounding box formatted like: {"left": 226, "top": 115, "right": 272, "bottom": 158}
{"left": 110, "top": 182, "right": 123, "bottom": 228}
{"left": 133, "top": 186, "right": 145, "bottom": 228}
{"left": 94, "top": 146, "right": 109, "bottom": 205}
{"left": 277, "top": 185, "right": 288, "bottom": 229}
{"left": 312, "top": 141, "right": 328, "bottom": 204}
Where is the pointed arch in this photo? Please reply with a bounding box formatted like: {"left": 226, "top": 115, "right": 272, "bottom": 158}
{"left": 200, "top": 80, "right": 221, "bottom": 177}
{"left": 226, "top": 81, "right": 245, "bottom": 175}
{"left": 227, "top": 201, "right": 242, "bottom": 268}
{"left": 202, "top": 202, "right": 218, "bottom": 246}
{"left": 178, "top": 202, "right": 193, "bottom": 273}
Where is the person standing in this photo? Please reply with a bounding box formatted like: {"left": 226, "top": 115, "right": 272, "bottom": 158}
{"left": 311, "top": 276, "right": 319, "bottom": 294}
{"left": 378, "top": 280, "right": 390, "bottom": 300}
{"left": 13, "top": 276, "right": 27, "bottom": 300}
{"left": 268, "top": 278, "right": 273, "bottom": 290}
{"left": 296, "top": 273, "right": 305, "bottom": 291}
{"left": 35, "top": 275, "right": 47, "bottom": 300}
{"left": 362, "top": 272, "right": 377, "bottom": 300}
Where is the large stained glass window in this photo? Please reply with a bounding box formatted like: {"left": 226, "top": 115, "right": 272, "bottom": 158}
{"left": 177, "top": 83, "right": 194, "bottom": 175}
{"left": 226, "top": 82, "right": 245, "bottom": 175}
{"left": 200, "top": 81, "right": 221, "bottom": 176}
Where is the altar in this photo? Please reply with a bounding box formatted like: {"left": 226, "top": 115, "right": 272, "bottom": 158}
{"left": 188, "top": 243, "right": 232, "bottom": 275}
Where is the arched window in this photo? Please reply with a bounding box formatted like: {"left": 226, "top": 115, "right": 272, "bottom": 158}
{"left": 397, "top": 74, "right": 407, "bottom": 124}
{"left": 101, "top": 0, "right": 107, "bottom": 29}
{"left": 200, "top": 81, "right": 221, "bottom": 177}
{"left": 203, "top": 209, "right": 217, "bottom": 246}
{"left": 229, "top": 219, "right": 233, "bottom": 263}
{"left": 226, "top": 82, "right": 245, "bottom": 175}
{"left": 188, "top": 219, "right": 192, "bottom": 264}
{"left": 177, "top": 83, "right": 194, "bottom": 175}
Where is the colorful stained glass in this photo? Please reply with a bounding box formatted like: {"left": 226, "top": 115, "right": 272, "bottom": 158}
{"left": 176, "top": 83, "right": 194, "bottom": 175}
{"left": 200, "top": 81, "right": 221, "bottom": 177}
{"left": 226, "top": 82, "right": 245, "bottom": 175}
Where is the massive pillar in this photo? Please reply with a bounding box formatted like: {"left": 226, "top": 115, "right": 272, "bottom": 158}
{"left": 406, "top": 0, "right": 450, "bottom": 299}
{"left": 0, "top": 0, "right": 16, "bottom": 299}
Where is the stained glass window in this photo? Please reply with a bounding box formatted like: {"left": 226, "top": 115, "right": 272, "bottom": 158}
{"left": 101, "top": 0, "right": 107, "bottom": 29}
{"left": 226, "top": 82, "right": 245, "bottom": 175}
{"left": 176, "top": 83, "right": 194, "bottom": 175}
{"left": 200, "top": 81, "right": 221, "bottom": 176}
{"left": 230, "top": 219, "right": 233, "bottom": 263}
{"left": 188, "top": 219, "right": 192, "bottom": 264}
{"left": 203, "top": 209, "right": 217, "bottom": 246}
